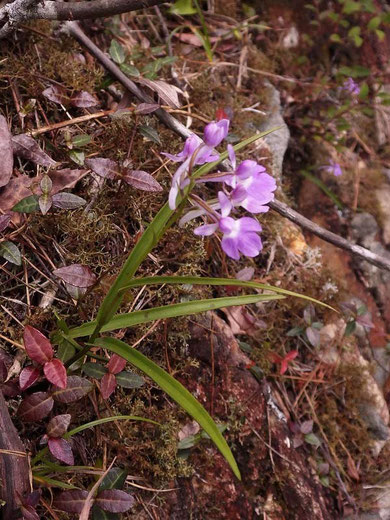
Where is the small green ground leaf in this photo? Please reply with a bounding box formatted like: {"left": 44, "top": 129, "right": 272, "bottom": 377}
{"left": 139, "top": 125, "right": 161, "bottom": 145}
{"left": 120, "top": 63, "right": 140, "bottom": 77}
{"left": 12, "top": 195, "right": 39, "bottom": 213}
{"left": 96, "top": 337, "right": 241, "bottom": 480}
{"left": 109, "top": 40, "right": 125, "bottom": 64}
{"left": 0, "top": 241, "right": 22, "bottom": 265}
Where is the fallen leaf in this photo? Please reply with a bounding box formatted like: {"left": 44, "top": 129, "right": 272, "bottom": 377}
{"left": 0, "top": 214, "right": 11, "bottom": 232}
{"left": 53, "top": 264, "right": 97, "bottom": 288}
{"left": 135, "top": 103, "right": 160, "bottom": 114}
{"left": 122, "top": 169, "right": 162, "bottom": 192}
{"left": 12, "top": 134, "right": 57, "bottom": 167}
{"left": 71, "top": 91, "right": 99, "bottom": 108}
{"left": 136, "top": 78, "right": 182, "bottom": 108}
{"left": 85, "top": 158, "right": 119, "bottom": 179}
{"left": 0, "top": 115, "right": 13, "bottom": 187}
{"left": 42, "top": 85, "right": 70, "bottom": 106}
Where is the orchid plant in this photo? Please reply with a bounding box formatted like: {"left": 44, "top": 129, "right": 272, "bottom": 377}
{"left": 45, "top": 120, "right": 330, "bottom": 482}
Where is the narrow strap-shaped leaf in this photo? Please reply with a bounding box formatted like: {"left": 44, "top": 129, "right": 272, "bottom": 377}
{"left": 118, "top": 275, "right": 334, "bottom": 310}
{"left": 89, "top": 129, "right": 278, "bottom": 341}
{"left": 67, "top": 293, "right": 284, "bottom": 338}
{"left": 96, "top": 337, "right": 241, "bottom": 480}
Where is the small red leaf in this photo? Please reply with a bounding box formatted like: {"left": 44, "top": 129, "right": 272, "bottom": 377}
{"left": 17, "top": 392, "right": 54, "bottom": 422}
{"left": 300, "top": 420, "right": 314, "bottom": 435}
{"left": 42, "top": 85, "right": 70, "bottom": 106}
{"left": 122, "top": 169, "right": 162, "bottom": 192}
{"left": 107, "top": 354, "right": 126, "bottom": 375}
{"left": 54, "top": 490, "right": 89, "bottom": 513}
{"left": 19, "top": 366, "right": 41, "bottom": 391}
{"left": 47, "top": 414, "right": 71, "bottom": 438}
{"left": 52, "top": 376, "right": 93, "bottom": 403}
{"left": 71, "top": 91, "right": 98, "bottom": 108}
{"left": 24, "top": 490, "right": 41, "bottom": 507}
{"left": 85, "top": 157, "right": 119, "bottom": 179}
{"left": 44, "top": 359, "right": 67, "bottom": 388}
{"left": 101, "top": 373, "right": 116, "bottom": 399}
{"left": 53, "top": 264, "right": 97, "bottom": 288}
{"left": 23, "top": 325, "right": 53, "bottom": 365}
{"left": 48, "top": 438, "right": 74, "bottom": 465}
{"left": 96, "top": 489, "right": 135, "bottom": 513}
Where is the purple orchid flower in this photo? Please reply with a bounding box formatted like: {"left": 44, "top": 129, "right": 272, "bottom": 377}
{"left": 342, "top": 77, "right": 360, "bottom": 96}
{"left": 224, "top": 145, "right": 276, "bottom": 212}
{"left": 162, "top": 134, "right": 218, "bottom": 164}
{"left": 324, "top": 160, "right": 342, "bottom": 177}
{"left": 204, "top": 119, "right": 230, "bottom": 147}
{"left": 194, "top": 192, "right": 263, "bottom": 260}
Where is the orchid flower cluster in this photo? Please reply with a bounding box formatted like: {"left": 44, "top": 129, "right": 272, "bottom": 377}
{"left": 163, "top": 119, "right": 277, "bottom": 260}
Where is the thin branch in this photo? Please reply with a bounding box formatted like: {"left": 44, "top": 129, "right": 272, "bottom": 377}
{"left": 33, "top": 0, "right": 169, "bottom": 21}
{"left": 66, "top": 22, "right": 390, "bottom": 273}
{"left": 0, "top": 0, "right": 170, "bottom": 38}
{"left": 269, "top": 199, "right": 390, "bottom": 272}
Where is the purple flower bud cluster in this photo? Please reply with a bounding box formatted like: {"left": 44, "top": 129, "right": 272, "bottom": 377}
{"left": 163, "top": 119, "right": 277, "bottom": 260}
{"left": 324, "top": 160, "right": 342, "bottom": 177}
{"left": 342, "top": 77, "right": 360, "bottom": 96}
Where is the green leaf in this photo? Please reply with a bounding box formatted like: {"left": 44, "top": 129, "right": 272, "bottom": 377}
{"left": 375, "top": 29, "right": 385, "bottom": 41}
{"left": 72, "top": 134, "right": 92, "bottom": 148}
{"left": 115, "top": 371, "right": 144, "bottom": 388}
{"left": 69, "top": 150, "right": 85, "bottom": 165}
{"left": 88, "top": 128, "right": 279, "bottom": 341}
{"left": 99, "top": 468, "right": 127, "bottom": 491}
{"left": 67, "top": 294, "right": 285, "bottom": 339}
{"left": 344, "top": 320, "right": 356, "bottom": 336}
{"left": 358, "top": 82, "right": 369, "bottom": 99}
{"left": 12, "top": 195, "right": 39, "bottom": 213}
{"left": 66, "top": 415, "right": 158, "bottom": 437}
{"left": 304, "top": 433, "right": 322, "bottom": 446}
{"left": 120, "top": 63, "right": 140, "bottom": 77}
{"left": 57, "top": 339, "right": 76, "bottom": 363}
{"left": 330, "top": 34, "right": 341, "bottom": 43}
{"left": 169, "top": 0, "right": 196, "bottom": 15}
{"left": 83, "top": 362, "right": 107, "bottom": 379}
{"left": 96, "top": 337, "right": 241, "bottom": 479}
{"left": 0, "top": 241, "right": 21, "bottom": 265}
{"left": 33, "top": 474, "right": 79, "bottom": 489}
{"left": 139, "top": 125, "right": 161, "bottom": 145}
{"left": 367, "top": 16, "right": 381, "bottom": 30}
{"left": 342, "top": 1, "right": 361, "bottom": 14}
{"left": 109, "top": 40, "right": 125, "bottom": 64}
{"left": 92, "top": 505, "right": 118, "bottom": 520}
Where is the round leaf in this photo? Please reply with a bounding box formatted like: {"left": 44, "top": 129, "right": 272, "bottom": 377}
{"left": 83, "top": 362, "right": 107, "bottom": 379}
{"left": 107, "top": 354, "right": 126, "bottom": 375}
